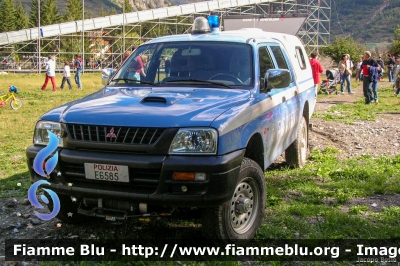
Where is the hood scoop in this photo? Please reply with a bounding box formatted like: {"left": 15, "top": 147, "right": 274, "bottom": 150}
{"left": 142, "top": 96, "right": 167, "bottom": 103}
{"left": 141, "top": 92, "right": 192, "bottom": 105}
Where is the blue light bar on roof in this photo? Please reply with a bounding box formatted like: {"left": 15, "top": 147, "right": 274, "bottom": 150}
{"left": 208, "top": 15, "right": 220, "bottom": 32}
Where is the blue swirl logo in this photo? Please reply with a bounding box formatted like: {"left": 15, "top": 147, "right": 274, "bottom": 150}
{"left": 33, "top": 130, "right": 59, "bottom": 177}
{"left": 29, "top": 130, "right": 61, "bottom": 221}
{"left": 28, "top": 180, "right": 60, "bottom": 220}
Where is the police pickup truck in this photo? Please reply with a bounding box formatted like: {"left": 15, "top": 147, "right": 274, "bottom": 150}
{"left": 26, "top": 16, "right": 316, "bottom": 241}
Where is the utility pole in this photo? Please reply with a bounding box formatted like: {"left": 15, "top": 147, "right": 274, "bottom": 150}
{"left": 38, "top": 0, "right": 41, "bottom": 74}
{"left": 82, "top": 0, "right": 85, "bottom": 73}
{"left": 123, "top": 1, "right": 125, "bottom": 57}
{"left": 317, "top": 0, "right": 320, "bottom": 53}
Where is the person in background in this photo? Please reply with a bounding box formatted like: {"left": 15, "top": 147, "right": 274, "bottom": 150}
{"left": 74, "top": 54, "right": 82, "bottom": 89}
{"left": 376, "top": 55, "right": 385, "bottom": 81}
{"left": 394, "top": 59, "right": 400, "bottom": 97}
{"left": 356, "top": 57, "right": 362, "bottom": 82}
{"left": 371, "top": 56, "right": 381, "bottom": 103}
{"left": 127, "top": 54, "right": 148, "bottom": 81}
{"left": 164, "top": 56, "right": 171, "bottom": 77}
{"left": 346, "top": 54, "right": 354, "bottom": 70}
{"left": 386, "top": 53, "right": 395, "bottom": 82}
{"left": 41, "top": 55, "right": 57, "bottom": 92}
{"left": 338, "top": 54, "right": 354, "bottom": 94}
{"left": 357, "top": 51, "right": 380, "bottom": 104}
{"left": 309, "top": 51, "right": 323, "bottom": 93}
{"left": 394, "top": 58, "right": 400, "bottom": 91}
{"left": 60, "top": 61, "right": 72, "bottom": 90}
{"left": 123, "top": 51, "right": 131, "bottom": 63}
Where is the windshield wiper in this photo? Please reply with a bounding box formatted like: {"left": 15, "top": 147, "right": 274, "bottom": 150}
{"left": 110, "top": 78, "right": 158, "bottom": 86}
{"left": 165, "top": 78, "right": 232, "bottom": 89}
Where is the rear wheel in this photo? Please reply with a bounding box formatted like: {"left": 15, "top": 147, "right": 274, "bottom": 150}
{"left": 285, "top": 116, "right": 308, "bottom": 168}
{"left": 201, "top": 158, "right": 266, "bottom": 242}
{"left": 10, "top": 97, "right": 22, "bottom": 110}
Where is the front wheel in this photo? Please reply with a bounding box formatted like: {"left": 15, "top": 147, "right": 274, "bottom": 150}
{"left": 10, "top": 97, "right": 22, "bottom": 110}
{"left": 285, "top": 116, "right": 308, "bottom": 168}
{"left": 201, "top": 158, "right": 266, "bottom": 242}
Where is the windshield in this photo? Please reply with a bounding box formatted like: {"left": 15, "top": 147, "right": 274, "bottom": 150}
{"left": 111, "top": 41, "right": 253, "bottom": 88}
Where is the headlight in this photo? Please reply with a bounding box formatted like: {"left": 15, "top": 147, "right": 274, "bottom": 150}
{"left": 34, "top": 121, "right": 63, "bottom": 146}
{"left": 169, "top": 128, "right": 218, "bottom": 154}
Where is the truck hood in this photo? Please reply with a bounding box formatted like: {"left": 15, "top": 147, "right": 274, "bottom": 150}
{"left": 43, "top": 86, "right": 251, "bottom": 128}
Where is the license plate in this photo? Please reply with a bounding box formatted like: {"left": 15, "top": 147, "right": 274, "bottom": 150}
{"left": 84, "top": 163, "right": 129, "bottom": 183}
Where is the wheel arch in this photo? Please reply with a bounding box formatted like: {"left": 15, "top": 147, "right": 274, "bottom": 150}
{"left": 244, "top": 133, "right": 264, "bottom": 171}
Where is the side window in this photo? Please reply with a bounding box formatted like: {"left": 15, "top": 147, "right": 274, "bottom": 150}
{"left": 270, "top": 46, "right": 289, "bottom": 69}
{"left": 295, "top": 46, "right": 307, "bottom": 70}
{"left": 258, "top": 47, "right": 274, "bottom": 77}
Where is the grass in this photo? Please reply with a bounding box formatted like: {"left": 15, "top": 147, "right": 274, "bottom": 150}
{"left": 1, "top": 74, "right": 400, "bottom": 265}
{"left": 262, "top": 149, "right": 400, "bottom": 240}
{"left": 0, "top": 72, "right": 103, "bottom": 196}
{"left": 314, "top": 79, "right": 400, "bottom": 123}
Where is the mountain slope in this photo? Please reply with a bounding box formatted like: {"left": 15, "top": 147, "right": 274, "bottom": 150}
{"left": 330, "top": 0, "right": 400, "bottom": 43}
{"left": 15, "top": 0, "right": 121, "bottom": 16}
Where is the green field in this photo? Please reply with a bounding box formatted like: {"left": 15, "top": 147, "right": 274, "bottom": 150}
{"left": 0, "top": 72, "right": 103, "bottom": 196}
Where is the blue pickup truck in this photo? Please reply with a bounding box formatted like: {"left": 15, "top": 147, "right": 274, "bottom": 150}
{"left": 26, "top": 16, "right": 316, "bottom": 241}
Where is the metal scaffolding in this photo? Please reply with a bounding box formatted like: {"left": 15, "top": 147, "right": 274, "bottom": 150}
{"left": 0, "top": 0, "right": 330, "bottom": 72}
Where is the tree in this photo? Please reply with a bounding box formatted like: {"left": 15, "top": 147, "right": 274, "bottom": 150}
{"left": 29, "top": 0, "right": 45, "bottom": 28}
{"left": 388, "top": 25, "right": 400, "bottom": 56}
{"left": 321, "top": 36, "right": 365, "bottom": 65}
{"left": 86, "top": 10, "right": 94, "bottom": 19}
{"left": 99, "top": 6, "right": 108, "bottom": 17}
{"left": 108, "top": 8, "right": 118, "bottom": 15}
{"left": 15, "top": 1, "right": 29, "bottom": 30}
{"left": 65, "top": 0, "right": 83, "bottom": 22}
{"left": 395, "top": 25, "right": 400, "bottom": 41}
{"left": 0, "top": 0, "right": 17, "bottom": 32}
{"left": 124, "top": 0, "right": 134, "bottom": 13}
{"left": 42, "top": 0, "right": 61, "bottom": 26}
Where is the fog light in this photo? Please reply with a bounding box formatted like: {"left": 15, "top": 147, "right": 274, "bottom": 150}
{"left": 181, "top": 185, "right": 188, "bottom": 192}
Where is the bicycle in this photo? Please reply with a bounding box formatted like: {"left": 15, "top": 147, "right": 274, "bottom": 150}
{"left": 0, "top": 85, "right": 22, "bottom": 110}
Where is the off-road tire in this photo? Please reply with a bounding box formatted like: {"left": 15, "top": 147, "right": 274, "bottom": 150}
{"left": 285, "top": 116, "right": 308, "bottom": 168}
{"left": 201, "top": 158, "right": 266, "bottom": 242}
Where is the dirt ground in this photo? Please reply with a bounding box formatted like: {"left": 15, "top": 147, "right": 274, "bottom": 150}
{"left": 1, "top": 81, "right": 400, "bottom": 264}
{"left": 310, "top": 80, "right": 400, "bottom": 159}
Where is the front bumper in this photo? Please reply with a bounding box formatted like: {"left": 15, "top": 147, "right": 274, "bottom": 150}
{"left": 26, "top": 146, "right": 244, "bottom": 207}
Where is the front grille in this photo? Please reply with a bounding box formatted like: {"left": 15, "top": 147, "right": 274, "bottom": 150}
{"left": 67, "top": 124, "right": 165, "bottom": 145}
{"left": 62, "top": 162, "right": 160, "bottom": 194}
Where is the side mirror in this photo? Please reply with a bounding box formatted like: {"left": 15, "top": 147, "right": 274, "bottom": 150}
{"left": 261, "top": 69, "right": 291, "bottom": 93}
{"left": 101, "top": 68, "right": 115, "bottom": 85}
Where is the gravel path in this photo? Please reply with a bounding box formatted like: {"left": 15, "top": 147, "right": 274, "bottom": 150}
{"left": 310, "top": 80, "right": 400, "bottom": 159}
